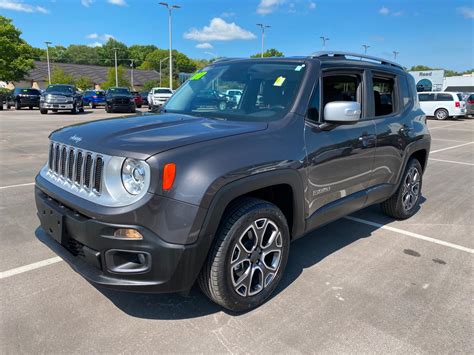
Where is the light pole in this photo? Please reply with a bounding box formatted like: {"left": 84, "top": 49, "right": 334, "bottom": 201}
{"left": 256, "top": 24, "right": 270, "bottom": 58}
{"left": 45, "top": 41, "right": 52, "bottom": 85}
{"left": 362, "top": 44, "right": 370, "bottom": 54}
{"left": 159, "top": 2, "right": 180, "bottom": 90}
{"left": 320, "top": 36, "right": 329, "bottom": 49}
{"left": 130, "top": 59, "right": 135, "bottom": 89}
{"left": 113, "top": 48, "right": 118, "bottom": 87}
{"left": 159, "top": 57, "right": 169, "bottom": 87}
{"left": 393, "top": 51, "right": 399, "bottom": 60}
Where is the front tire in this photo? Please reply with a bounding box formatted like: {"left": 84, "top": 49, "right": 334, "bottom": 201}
{"left": 40, "top": 109, "right": 48, "bottom": 114}
{"left": 199, "top": 198, "right": 290, "bottom": 312}
{"left": 435, "top": 108, "right": 449, "bottom": 120}
{"left": 380, "top": 158, "right": 423, "bottom": 219}
{"left": 15, "top": 102, "right": 20, "bottom": 110}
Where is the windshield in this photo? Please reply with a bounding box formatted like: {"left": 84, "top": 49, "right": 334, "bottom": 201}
{"left": 46, "top": 85, "right": 74, "bottom": 94}
{"left": 17, "top": 89, "right": 40, "bottom": 95}
{"left": 107, "top": 88, "right": 130, "bottom": 95}
{"left": 154, "top": 89, "right": 172, "bottom": 94}
{"left": 164, "top": 61, "right": 306, "bottom": 122}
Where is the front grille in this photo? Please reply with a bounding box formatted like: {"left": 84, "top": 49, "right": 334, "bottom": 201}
{"left": 114, "top": 98, "right": 129, "bottom": 105}
{"left": 66, "top": 238, "right": 85, "bottom": 257}
{"left": 48, "top": 141, "right": 103, "bottom": 194}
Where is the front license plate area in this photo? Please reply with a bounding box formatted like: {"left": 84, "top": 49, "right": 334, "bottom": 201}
{"left": 40, "top": 207, "right": 64, "bottom": 244}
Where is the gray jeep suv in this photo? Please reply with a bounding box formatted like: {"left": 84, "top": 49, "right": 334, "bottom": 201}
{"left": 35, "top": 52, "right": 431, "bottom": 311}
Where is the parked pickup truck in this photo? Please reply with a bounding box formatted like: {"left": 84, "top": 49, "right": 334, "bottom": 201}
{"left": 35, "top": 52, "right": 431, "bottom": 311}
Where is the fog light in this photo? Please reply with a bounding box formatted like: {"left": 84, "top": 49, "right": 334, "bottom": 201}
{"left": 114, "top": 228, "right": 143, "bottom": 240}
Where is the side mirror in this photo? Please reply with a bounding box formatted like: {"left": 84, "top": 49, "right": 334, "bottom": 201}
{"left": 324, "top": 101, "right": 361, "bottom": 124}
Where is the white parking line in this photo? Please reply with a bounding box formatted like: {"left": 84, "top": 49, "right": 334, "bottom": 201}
{"left": 430, "top": 142, "right": 474, "bottom": 154}
{"left": 429, "top": 158, "right": 474, "bottom": 166}
{"left": 345, "top": 216, "right": 474, "bottom": 254}
{"left": 0, "top": 182, "right": 35, "bottom": 190}
{"left": 429, "top": 122, "right": 465, "bottom": 130}
{"left": 0, "top": 257, "right": 62, "bottom": 280}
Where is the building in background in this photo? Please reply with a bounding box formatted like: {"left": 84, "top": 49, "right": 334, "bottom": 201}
{"left": 409, "top": 70, "right": 474, "bottom": 93}
{"left": 12, "top": 61, "right": 160, "bottom": 90}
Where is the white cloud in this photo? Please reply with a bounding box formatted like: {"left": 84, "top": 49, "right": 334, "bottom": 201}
{"left": 393, "top": 11, "right": 403, "bottom": 16}
{"left": 107, "top": 0, "right": 127, "bottom": 6}
{"left": 220, "top": 11, "right": 235, "bottom": 18}
{"left": 309, "top": 2, "right": 316, "bottom": 10}
{"left": 184, "top": 18, "right": 256, "bottom": 41}
{"left": 88, "top": 41, "right": 103, "bottom": 47}
{"left": 379, "top": 6, "right": 389, "bottom": 15}
{"left": 81, "top": 0, "right": 94, "bottom": 7}
{"left": 86, "top": 33, "right": 98, "bottom": 39}
{"left": 257, "top": 0, "right": 284, "bottom": 15}
{"left": 0, "top": 0, "right": 50, "bottom": 13}
{"left": 196, "top": 42, "right": 213, "bottom": 49}
{"left": 458, "top": 6, "right": 474, "bottom": 19}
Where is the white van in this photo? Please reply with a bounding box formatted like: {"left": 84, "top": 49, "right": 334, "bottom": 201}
{"left": 418, "top": 92, "right": 466, "bottom": 120}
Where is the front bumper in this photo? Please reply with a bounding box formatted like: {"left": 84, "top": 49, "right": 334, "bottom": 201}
{"left": 34, "top": 179, "right": 210, "bottom": 293}
{"left": 18, "top": 98, "right": 40, "bottom": 107}
{"left": 41, "top": 102, "right": 73, "bottom": 109}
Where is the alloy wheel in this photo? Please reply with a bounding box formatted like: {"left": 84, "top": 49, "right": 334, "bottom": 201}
{"left": 230, "top": 218, "right": 283, "bottom": 297}
{"left": 402, "top": 166, "right": 421, "bottom": 211}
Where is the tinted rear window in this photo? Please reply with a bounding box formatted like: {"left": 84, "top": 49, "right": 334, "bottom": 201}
{"left": 456, "top": 94, "right": 463, "bottom": 101}
{"left": 437, "top": 93, "right": 453, "bottom": 101}
{"left": 154, "top": 89, "right": 172, "bottom": 94}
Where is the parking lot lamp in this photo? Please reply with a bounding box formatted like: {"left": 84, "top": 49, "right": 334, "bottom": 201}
{"left": 362, "top": 44, "right": 370, "bottom": 54}
{"left": 159, "top": 57, "right": 169, "bottom": 87}
{"left": 256, "top": 24, "right": 270, "bottom": 58}
{"left": 113, "top": 48, "right": 118, "bottom": 87}
{"left": 393, "top": 51, "right": 400, "bottom": 61}
{"left": 159, "top": 2, "right": 180, "bottom": 90}
{"left": 320, "top": 36, "right": 329, "bottom": 49}
{"left": 130, "top": 59, "right": 135, "bottom": 89}
{"left": 45, "top": 41, "right": 52, "bottom": 85}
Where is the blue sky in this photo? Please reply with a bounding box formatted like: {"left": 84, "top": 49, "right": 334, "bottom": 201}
{"left": 1, "top": 0, "right": 473, "bottom": 71}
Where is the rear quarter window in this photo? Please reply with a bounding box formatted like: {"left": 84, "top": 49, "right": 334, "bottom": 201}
{"left": 436, "top": 93, "right": 453, "bottom": 101}
{"left": 399, "top": 75, "right": 411, "bottom": 108}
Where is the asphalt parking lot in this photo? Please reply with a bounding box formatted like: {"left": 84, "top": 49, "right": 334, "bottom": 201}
{"left": 0, "top": 108, "right": 473, "bottom": 353}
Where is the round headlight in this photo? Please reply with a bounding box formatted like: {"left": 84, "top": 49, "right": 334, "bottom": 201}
{"left": 121, "top": 159, "right": 147, "bottom": 195}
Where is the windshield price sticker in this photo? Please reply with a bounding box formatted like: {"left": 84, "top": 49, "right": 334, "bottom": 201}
{"left": 190, "top": 72, "right": 207, "bottom": 80}
{"left": 273, "top": 76, "right": 286, "bottom": 87}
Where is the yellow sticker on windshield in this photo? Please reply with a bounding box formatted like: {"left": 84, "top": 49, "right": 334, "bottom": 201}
{"left": 273, "top": 76, "right": 286, "bottom": 87}
{"left": 190, "top": 71, "right": 207, "bottom": 80}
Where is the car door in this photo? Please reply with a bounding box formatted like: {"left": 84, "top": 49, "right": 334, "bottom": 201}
{"left": 304, "top": 69, "right": 376, "bottom": 230}
{"left": 366, "top": 70, "right": 414, "bottom": 205}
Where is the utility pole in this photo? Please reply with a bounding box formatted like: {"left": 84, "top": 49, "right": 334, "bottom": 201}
{"left": 362, "top": 44, "right": 370, "bottom": 54}
{"left": 45, "top": 41, "right": 52, "bottom": 85}
{"left": 113, "top": 48, "right": 118, "bottom": 87}
{"left": 393, "top": 51, "right": 400, "bottom": 60}
{"left": 130, "top": 59, "right": 135, "bottom": 89}
{"left": 159, "top": 2, "right": 180, "bottom": 91}
{"left": 159, "top": 57, "right": 169, "bottom": 87}
{"left": 320, "top": 36, "right": 329, "bottom": 49}
{"left": 256, "top": 24, "right": 270, "bottom": 58}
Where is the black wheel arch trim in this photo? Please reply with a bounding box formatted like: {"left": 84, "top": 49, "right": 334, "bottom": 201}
{"left": 197, "top": 169, "right": 306, "bottom": 242}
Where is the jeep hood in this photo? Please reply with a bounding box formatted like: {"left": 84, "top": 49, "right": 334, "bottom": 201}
{"left": 49, "top": 113, "right": 267, "bottom": 159}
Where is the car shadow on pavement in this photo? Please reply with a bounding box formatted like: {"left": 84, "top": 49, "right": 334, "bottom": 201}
{"left": 97, "top": 201, "right": 424, "bottom": 320}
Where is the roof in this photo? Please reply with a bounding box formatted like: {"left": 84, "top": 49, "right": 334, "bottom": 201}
{"left": 444, "top": 86, "right": 474, "bottom": 92}
{"left": 25, "top": 61, "right": 160, "bottom": 86}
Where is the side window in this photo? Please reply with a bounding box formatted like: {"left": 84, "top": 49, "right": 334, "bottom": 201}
{"left": 306, "top": 82, "right": 320, "bottom": 122}
{"left": 419, "top": 93, "right": 435, "bottom": 101}
{"left": 436, "top": 93, "right": 453, "bottom": 101}
{"left": 321, "top": 74, "right": 361, "bottom": 121}
{"left": 399, "top": 76, "right": 411, "bottom": 108}
{"left": 372, "top": 76, "right": 395, "bottom": 116}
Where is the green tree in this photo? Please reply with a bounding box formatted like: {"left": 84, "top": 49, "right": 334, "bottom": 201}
{"left": 129, "top": 45, "right": 158, "bottom": 67}
{"left": 98, "top": 38, "right": 129, "bottom": 66}
{"left": 50, "top": 67, "right": 75, "bottom": 85}
{"left": 0, "top": 16, "right": 35, "bottom": 82}
{"left": 250, "top": 48, "right": 284, "bottom": 58}
{"left": 48, "top": 45, "right": 68, "bottom": 63}
{"left": 75, "top": 76, "right": 94, "bottom": 90}
{"left": 102, "top": 66, "right": 130, "bottom": 89}
{"left": 64, "top": 45, "right": 101, "bottom": 65}
{"left": 143, "top": 80, "right": 159, "bottom": 91}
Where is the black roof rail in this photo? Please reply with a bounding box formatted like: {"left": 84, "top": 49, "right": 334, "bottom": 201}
{"left": 310, "top": 51, "right": 404, "bottom": 70}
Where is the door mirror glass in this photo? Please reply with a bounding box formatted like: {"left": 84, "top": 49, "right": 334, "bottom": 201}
{"left": 324, "top": 101, "right": 361, "bottom": 123}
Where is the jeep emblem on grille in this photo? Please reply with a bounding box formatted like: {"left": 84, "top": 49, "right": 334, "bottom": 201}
{"left": 69, "top": 135, "right": 82, "bottom": 143}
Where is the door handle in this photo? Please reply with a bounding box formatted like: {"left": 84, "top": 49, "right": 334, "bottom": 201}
{"left": 358, "top": 134, "right": 376, "bottom": 147}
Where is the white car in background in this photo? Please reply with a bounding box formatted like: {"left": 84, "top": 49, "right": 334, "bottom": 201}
{"left": 148, "top": 87, "right": 174, "bottom": 109}
{"left": 225, "top": 89, "right": 243, "bottom": 104}
{"left": 418, "top": 92, "right": 466, "bottom": 120}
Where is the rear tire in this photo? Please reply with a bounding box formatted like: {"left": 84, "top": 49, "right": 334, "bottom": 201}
{"left": 91, "top": 104, "right": 96, "bottom": 109}
{"left": 380, "top": 158, "right": 423, "bottom": 219}
{"left": 434, "top": 108, "right": 448, "bottom": 120}
{"left": 198, "top": 198, "right": 290, "bottom": 312}
{"left": 40, "top": 109, "right": 48, "bottom": 114}
{"left": 15, "top": 102, "right": 20, "bottom": 110}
